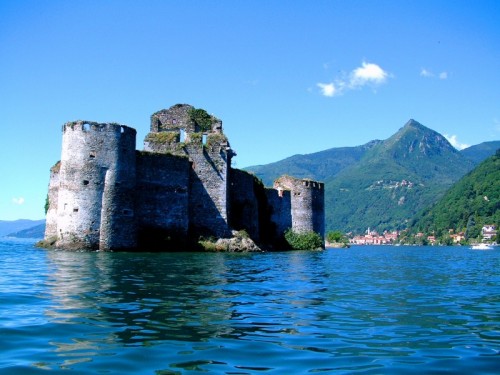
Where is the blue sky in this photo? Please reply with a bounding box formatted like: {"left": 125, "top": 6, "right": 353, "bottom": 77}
{"left": 1, "top": 0, "right": 499, "bottom": 221}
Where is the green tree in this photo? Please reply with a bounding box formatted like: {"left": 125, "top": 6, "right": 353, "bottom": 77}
{"left": 326, "top": 230, "right": 348, "bottom": 244}
{"left": 284, "top": 229, "right": 324, "bottom": 250}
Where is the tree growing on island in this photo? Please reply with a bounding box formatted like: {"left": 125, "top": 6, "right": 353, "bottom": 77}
{"left": 284, "top": 229, "right": 324, "bottom": 250}
{"left": 326, "top": 231, "right": 349, "bottom": 247}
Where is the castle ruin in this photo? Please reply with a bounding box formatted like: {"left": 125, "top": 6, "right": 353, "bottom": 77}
{"left": 43, "top": 104, "right": 325, "bottom": 251}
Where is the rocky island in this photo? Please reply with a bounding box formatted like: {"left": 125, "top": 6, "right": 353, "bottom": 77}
{"left": 40, "top": 104, "right": 324, "bottom": 251}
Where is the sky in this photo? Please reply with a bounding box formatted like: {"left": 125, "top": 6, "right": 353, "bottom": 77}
{"left": 0, "top": 0, "right": 499, "bottom": 221}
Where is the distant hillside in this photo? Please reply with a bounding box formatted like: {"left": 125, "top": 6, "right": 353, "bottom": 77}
{"left": 245, "top": 141, "right": 381, "bottom": 186}
{"left": 324, "top": 120, "right": 476, "bottom": 233}
{"left": 460, "top": 141, "right": 500, "bottom": 164}
{"left": 7, "top": 223, "right": 46, "bottom": 239}
{"left": 0, "top": 219, "right": 45, "bottom": 237}
{"left": 243, "top": 121, "right": 498, "bottom": 234}
{"left": 409, "top": 150, "right": 500, "bottom": 239}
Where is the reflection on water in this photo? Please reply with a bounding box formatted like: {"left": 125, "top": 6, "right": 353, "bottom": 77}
{"left": 1, "top": 241, "right": 499, "bottom": 374}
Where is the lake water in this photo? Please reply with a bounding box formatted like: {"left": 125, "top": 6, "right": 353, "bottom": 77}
{"left": 0, "top": 238, "right": 499, "bottom": 374}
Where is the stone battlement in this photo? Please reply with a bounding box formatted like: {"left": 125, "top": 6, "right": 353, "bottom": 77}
{"left": 63, "top": 120, "right": 136, "bottom": 136}
{"left": 43, "top": 104, "right": 324, "bottom": 251}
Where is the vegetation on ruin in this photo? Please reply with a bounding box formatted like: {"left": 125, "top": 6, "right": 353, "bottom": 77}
{"left": 187, "top": 132, "right": 203, "bottom": 144}
{"left": 207, "top": 133, "right": 228, "bottom": 147}
{"left": 188, "top": 107, "right": 215, "bottom": 132}
{"left": 145, "top": 131, "right": 179, "bottom": 144}
{"left": 284, "top": 229, "right": 324, "bottom": 250}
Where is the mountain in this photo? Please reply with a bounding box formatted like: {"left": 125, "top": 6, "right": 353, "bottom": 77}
{"left": 460, "top": 141, "right": 500, "bottom": 164}
{"left": 245, "top": 140, "right": 382, "bottom": 186}
{"left": 324, "top": 120, "right": 476, "bottom": 233}
{"left": 7, "top": 223, "right": 46, "bottom": 239}
{"left": 244, "top": 119, "right": 497, "bottom": 234}
{"left": 0, "top": 219, "right": 45, "bottom": 237}
{"left": 409, "top": 150, "right": 500, "bottom": 239}
{"left": 245, "top": 135, "right": 496, "bottom": 188}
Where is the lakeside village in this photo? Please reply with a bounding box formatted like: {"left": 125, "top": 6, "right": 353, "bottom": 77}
{"left": 346, "top": 225, "right": 497, "bottom": 246}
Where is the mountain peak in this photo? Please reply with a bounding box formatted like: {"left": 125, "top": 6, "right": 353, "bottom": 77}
{"left": 403, "top": 119, "right": 426, "bottom": 129}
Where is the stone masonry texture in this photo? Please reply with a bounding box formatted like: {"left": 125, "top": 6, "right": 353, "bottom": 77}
{"left": 43, "top": 104, "right": 325, "bottom": 251}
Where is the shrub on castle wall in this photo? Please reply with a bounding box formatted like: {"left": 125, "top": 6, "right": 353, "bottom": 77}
{"left": 187, "top": 132, "right": 203, "bottom": 145}
{"left": 284, "top": 229, "right": 324, "bottom": 250}
{"left": 145, "top": 131, "right": 179, "bottom": 144}
{"left": 44, "top": 195, "right": 49, "bottom": 215}
{"left": 207, "top": 133, "right": 228, "bottom": 147}
{"left": 188, "top": 108, "right": 215, "bottom": 133}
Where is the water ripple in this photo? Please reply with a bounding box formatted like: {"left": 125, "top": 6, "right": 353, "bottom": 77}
{"left": 0, "top": 241, "right": 499, "bottom": 373}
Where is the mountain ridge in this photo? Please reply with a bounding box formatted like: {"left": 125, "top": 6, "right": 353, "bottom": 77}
{"left": 244, "top": 119, "right": 498, "bottom": 234}
{"left": 0, "top": 219, "right": 45, "bottom": 237}
{"left": 324, "top": 120, "right": 476, "bottom": 233}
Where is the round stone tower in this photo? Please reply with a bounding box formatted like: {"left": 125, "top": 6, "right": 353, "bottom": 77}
{"left": 56, "top": 121, "right": 137, "bottom": 250}
{"left": 274, "top": 176, "right": 325, "bottom": 238}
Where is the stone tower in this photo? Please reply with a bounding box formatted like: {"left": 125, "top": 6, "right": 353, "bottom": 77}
{"left": 49, "top": 121, "right": 137, "bottom": 250}
{"left": 144, "top": 104, "right": 234, "bottom": 238}
{"left": 274, "top": 176, "right": 325, "bottom": 238}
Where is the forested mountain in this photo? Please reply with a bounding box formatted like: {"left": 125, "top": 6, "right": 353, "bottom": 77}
{"left": 245, "top": 140, "right": 381, "bottom": 187}
{"left": 324, "top": 120, "right": 475, "bottom": 233}
{"left": 409, "top": 150, "right": 500, "bottom": 239}
{"left": 460, "top": 141, "right": 500, "bottom": 164}
{"left": 245, "top": 119, "right": 498, "bottom": 234}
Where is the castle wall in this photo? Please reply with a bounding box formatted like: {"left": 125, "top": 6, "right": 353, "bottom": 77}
{"left": 44, "top": 161, "right": 60, "bottom": 239}
{"left": 150, "top": 104, "right": 196, "bottom": 133}
{"left": 56, "top": 122, "right": 136, "bottom": 250}
{"left": 135, "top": 152, "right": 190, "bottom": 249}
{"left": 144, "top": 104, "right": 233, "bottom": 239}
{"left": 185, "top": 141, "right": 232, "bottom": 238}
{"left": 229, "top": 168, "right": 261, "bottom": 241}
{"left": 265, "top": 188, "right": 292, "bottom": 242}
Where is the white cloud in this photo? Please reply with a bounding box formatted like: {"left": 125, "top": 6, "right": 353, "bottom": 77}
{"left": 12, "top": 197, "right": 25, "bottom": 205}
{"left": 317, "top": 61, "right": 389, "bottom": 97}
{"left": 350, "top": 62, "right": 388, "bottom": 87}
{"left": 445, "top": 134, "right": 469, "bottom": 150}
{"left": 439, "top": 71, "right": 448, "bottom": 80}
{"left": 420, "top": 68, "right": 434, "bottom": 78}
{"left": 317, "top": 82, "right": 337, "bottom": 97}
{"left": 420, "top": 68, "right": 448, "bottom": 80}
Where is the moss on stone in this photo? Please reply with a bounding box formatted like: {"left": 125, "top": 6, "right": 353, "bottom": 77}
{"left": 145, "top": 131, "right": 179, "bottom": 144}
{"left": 207, "top": 133, "right": 228, "bottom": 147}
{"left": 188, "top": 107, "right": 216, "bottom": 132}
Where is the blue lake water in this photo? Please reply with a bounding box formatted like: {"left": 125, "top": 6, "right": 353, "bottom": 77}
{"left": 0, "top": 238, "right": 499, "bottom": 374}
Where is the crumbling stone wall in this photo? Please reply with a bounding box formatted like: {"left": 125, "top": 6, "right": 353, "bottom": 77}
{"left": 265, "top": 188, "right": 292, "bottom": 243}
{"left": 150, "top": 104, "right": 197, "bottom": 133}
{"left": 229, "top": 168, "right": 262, "bottom": 241}
{"left": 144, "top": 104, "right": 233, "bottom": 239}
{"left": 44, "top": 161, "right": 60, "bottom": 240}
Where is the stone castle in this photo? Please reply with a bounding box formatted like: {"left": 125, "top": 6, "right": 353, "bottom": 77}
{"left": 43, "top": 104, "right": 325, "bottom": 251}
